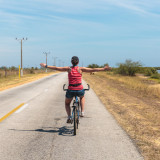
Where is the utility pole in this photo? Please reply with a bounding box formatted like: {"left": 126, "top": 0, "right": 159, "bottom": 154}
{"left": 43, "top": 52, "right": 50, "bottom": 72}
{"left": 16, "top": 37, "right": 27, "bottom": 77}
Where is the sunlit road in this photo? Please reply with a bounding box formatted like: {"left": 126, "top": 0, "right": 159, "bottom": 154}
{"left": 0, "top": 72, "right": 143, "bottom": 160}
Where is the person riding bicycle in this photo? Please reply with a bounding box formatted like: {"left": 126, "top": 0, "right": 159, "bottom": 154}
{"left": 40, "top": 56, "right": 111, "bottom": 123}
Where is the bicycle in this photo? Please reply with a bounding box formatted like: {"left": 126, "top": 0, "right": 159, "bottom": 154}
{"left": 63, "top": 84, "right": 90, "bottom": 135}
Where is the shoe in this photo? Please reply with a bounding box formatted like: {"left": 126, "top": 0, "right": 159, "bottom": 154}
{"left": 80, "top": 112, "right": 85, "bottom": 117}
{"left": 66, "top": 116, "right": 72, "bottom": 123}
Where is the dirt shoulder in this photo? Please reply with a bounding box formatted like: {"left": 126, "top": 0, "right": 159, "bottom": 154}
{"left": 0, "top": 71, "right": 59, "bottom": 92}
{"left": 83, "top": 72, "right": 160, "bottom": 160}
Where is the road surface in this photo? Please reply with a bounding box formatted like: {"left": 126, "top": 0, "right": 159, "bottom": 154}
{"left": 0, "top": 72, "right": 144, "bottom": 160}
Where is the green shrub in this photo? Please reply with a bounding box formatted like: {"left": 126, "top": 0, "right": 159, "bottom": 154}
{"left": 145, "top": 68, "right": 153, "bottom": 76}
{"left": 117, "top": 59, "right": 142, "bottom": 76}
{"left": 143, "top": 68, "right": 158, "bottom": 76}
{"left": 151, "top": 74, "right": 160, "bottom": 79}
{"left": 88, "top": 64, "right": 100, "bottom": 68}
{"left": 30, "top": 69, "right": 35, "bottom": 74}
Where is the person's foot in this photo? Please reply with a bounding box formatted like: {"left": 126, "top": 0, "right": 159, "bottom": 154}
{"left": 66, "top": 116, "right": 72, "bottom": 123}
{"left": 80, "top": 112, "right": 85, "bottom": 117}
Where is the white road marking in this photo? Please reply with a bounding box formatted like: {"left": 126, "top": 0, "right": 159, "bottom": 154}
{"left": 15, "top": 104, "right": 29, "bottom": 113}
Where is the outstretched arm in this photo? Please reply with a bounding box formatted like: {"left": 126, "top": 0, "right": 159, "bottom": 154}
{"left": 81, "top": 65, "right": 111, "bottom": 73}
{"left": 40, "top": 63, "right": 69, "bottom": 72}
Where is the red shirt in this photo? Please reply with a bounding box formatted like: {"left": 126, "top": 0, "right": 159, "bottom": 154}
{"left": 68, "top": 66, "right": 83, "bottom": 90}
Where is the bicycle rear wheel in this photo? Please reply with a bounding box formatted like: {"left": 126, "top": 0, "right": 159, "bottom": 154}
{"left": 73, "top": 107, "right": 77, "bottom": 135}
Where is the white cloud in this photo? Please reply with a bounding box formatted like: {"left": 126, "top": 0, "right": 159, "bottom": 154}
{"left": 102, "top": 0, "right": 160, "bottom": 17}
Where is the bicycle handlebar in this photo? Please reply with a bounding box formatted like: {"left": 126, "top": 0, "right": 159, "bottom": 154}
{"left": 63, "top": 84, "right": 67, "bottom": 91}
{"left": 84, "top": 84, "right": 90, "bottom": 91}
{"left": 63, "top": 84, "right": 90, "bottom": 91}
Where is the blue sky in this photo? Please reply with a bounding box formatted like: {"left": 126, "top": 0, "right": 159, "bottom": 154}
{"left": 0, "top": 0, "right": 160, "bottom": 68}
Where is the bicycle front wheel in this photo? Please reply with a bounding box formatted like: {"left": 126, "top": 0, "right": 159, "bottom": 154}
{"left": 73, "top": 107, "right": 77, "bottom": 135}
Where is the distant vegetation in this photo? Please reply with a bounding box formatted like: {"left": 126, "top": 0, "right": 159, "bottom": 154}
{"left": 115, "top": 59, "right": 142, "bottom": 76}
{"left": 0, "top": 66, "right": 51, "bottom": 78}
{"left": 87, "top": 63, "right": 108, "bottom": 68}
{"left": 88, "top": 59, "right": 160, "bottom": 80}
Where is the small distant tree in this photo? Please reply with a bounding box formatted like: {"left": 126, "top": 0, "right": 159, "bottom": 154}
{"left": 117, "top": 59, "right": 142, "bottom": 76}
{"left": 144, "top": 67, "right": 158, "bottom": 76}
{"left": 30, "top": 67, "right": 35, "bottom": 74}
{"left": 10, "top": 66, "right": 17, "bottom": 71}
{"left": 88, "top": 63, "right": 109, "bottom": 68}
{"left": 0, "top": 66, "right": 8, "bottom": 70}
{"left": 88, "top": 64, "right": 100, "bottom": 68}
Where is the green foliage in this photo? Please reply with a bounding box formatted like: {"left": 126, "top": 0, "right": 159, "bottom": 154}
{"left": 0, "top": 66, "right": 8, "bottom": 70}
{"left": 151, "top": 74, "right": 160, "bottom": 79}
{"left": 9, "top": 66, "right": 18, "bottom": 71}
{"left": 154, "top": 67, "right": 160, "bottom": 70}
{"left": 29, "top": 67, "right": 35, "bottom": 74}
{"left": 144, "top": 67, "right": 158, "bottom": 76}
{"left": 117, "top": 59, "right": 142, "bottom": 76}
{"left": 87, "top": 63, "right": 109, "bottom": 68}
{"left": 88, "top": 64, "right": 100, "bottom": 68}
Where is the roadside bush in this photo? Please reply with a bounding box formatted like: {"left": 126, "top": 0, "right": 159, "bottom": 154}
{"left": 142, "top": 67, "right": 158, "bottom": 76}
{"left": 10, "top": 66, "right": 17, "bottom": 71}
{"left": 145, "top": 68, "right": 153, "bottom": 76}
{"left": 151, "top": 74, "right": 160, "bottom": 79}
{"left": 30, "top": 68, "right": 35, "bottom": 74}
{"left": 88, "top": 64, "right": 100, "bottom": 68}
{"left": 88, "top": 63, "right": 109, "bottom": 68}
{"left": 117, "top": 60, "right": 142, "bottom": 76}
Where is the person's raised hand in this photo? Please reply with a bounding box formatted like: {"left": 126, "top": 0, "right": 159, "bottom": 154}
{"left": 104, "top": 65, "right": 112, "bottom": 71}
{"left": 40, "top": 63, "right": 46, "bottom": 68}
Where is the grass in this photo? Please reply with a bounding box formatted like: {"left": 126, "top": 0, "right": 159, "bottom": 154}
{"left": 98, "top": 72, "right": 160, "bottom": 98}
{"left": 83, "top": 72, "right": 160, "bottom": 160}
{"left": 0, "top": 71, "right": 58, "bottom": 91}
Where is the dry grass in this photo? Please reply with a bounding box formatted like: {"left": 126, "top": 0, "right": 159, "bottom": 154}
{"left": 83, "top": 72, "right": 160, "bottom": 160}
{"left": 97, "top": 72, "right": 160, "bottom": 98}
{"left": 0, "top": 71, "right": 58, "bottom": 91}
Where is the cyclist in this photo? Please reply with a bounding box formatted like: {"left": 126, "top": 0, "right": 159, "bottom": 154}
{"left": 40, "top": 56, "right": 111, "bottom": 123}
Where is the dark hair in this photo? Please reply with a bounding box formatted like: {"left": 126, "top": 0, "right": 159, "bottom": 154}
{"left": 71, "top": 56, "right": 79, "bottom": 66}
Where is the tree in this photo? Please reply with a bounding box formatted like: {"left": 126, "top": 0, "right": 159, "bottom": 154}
{"left": 88, "top": 64, "right": 100, "bottom": 68}
{"left": 117, "top": 59, "right": 142, "bottom": 76}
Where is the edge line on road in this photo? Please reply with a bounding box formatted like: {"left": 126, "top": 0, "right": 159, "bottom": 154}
{"left": 0, "top": 103, "right": 25, "bottom": 123}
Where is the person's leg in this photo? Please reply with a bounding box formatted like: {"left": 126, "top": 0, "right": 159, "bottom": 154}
{"left": 65, "top": 98, "right": 73, "bottom": 117}
{"left": 80, "top": 96, "right": 85, "bottom": 113}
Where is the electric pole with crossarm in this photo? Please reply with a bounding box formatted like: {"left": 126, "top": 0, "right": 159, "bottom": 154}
{"left": 16, "top": 37, "right": 27, "bottom": 77}
{"left": 43, "top": 52, "right": 50, "bottom": 72}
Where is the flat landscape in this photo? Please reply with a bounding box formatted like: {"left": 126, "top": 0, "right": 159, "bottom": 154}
{"left": 83, "top": 72, "right": 160, "bottom": 160}
{"left": 0, "top": 72, "right": 143, "bottom": 160}
{"left": 1, "top": 71, "right": 160, "bottom": 159}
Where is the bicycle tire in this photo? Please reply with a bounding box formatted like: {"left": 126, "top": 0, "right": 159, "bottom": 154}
{"left": 77, "top": 106, "right": 79, "bottom": 129}
{"left": 74, "top": 107, "right": 77, "bottom": 135}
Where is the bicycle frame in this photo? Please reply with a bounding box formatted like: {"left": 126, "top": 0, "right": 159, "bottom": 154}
{"left": 71, "top": 96, "right": 80, "bottom": 124}
{"left": 63, "top": 84, "right": 90, "bottom": 135}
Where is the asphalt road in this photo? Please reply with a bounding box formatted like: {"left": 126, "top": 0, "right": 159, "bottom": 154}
{"left": 0, "top": 72, "right": 144, "bottom": 160}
